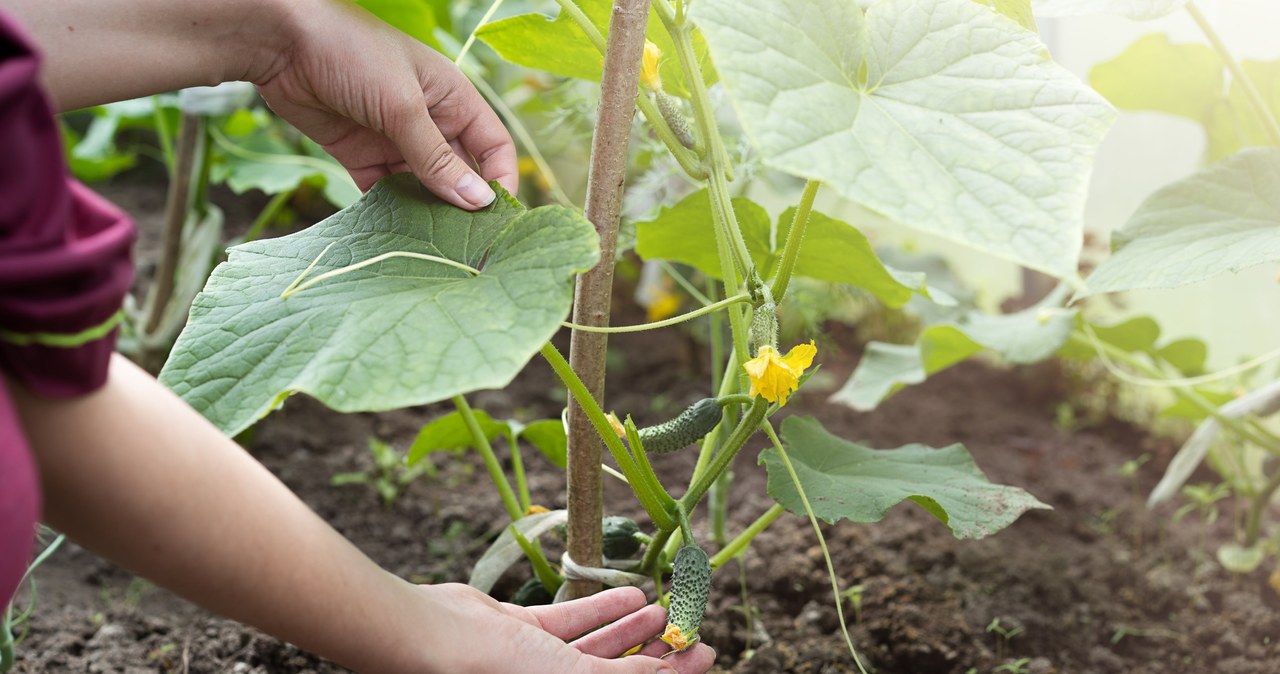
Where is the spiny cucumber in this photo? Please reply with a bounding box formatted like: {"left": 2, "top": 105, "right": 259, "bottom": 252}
{"left": 661, "top": 544, "right": 711, "bottom": 654}
{"left": 637, "top": 398, "right": 720, "bottom": 454}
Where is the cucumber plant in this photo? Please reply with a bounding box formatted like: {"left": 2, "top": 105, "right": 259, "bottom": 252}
{"left": 153, "top": 0, "right": 1140, "bottom": 664}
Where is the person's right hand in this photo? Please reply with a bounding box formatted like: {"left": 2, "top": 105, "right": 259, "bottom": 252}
{"left": 416, "top": 584, "right": 717, "bottom": 673}
{"left": 252, "top": 0, "right": 518, "bottom": 210}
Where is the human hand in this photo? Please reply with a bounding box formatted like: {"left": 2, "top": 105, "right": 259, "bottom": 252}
{"left": 416, "top": 583, "right": 716, "bottom": 673}
{"left": 253, "top": 0, "right": 517, "bottom": 210}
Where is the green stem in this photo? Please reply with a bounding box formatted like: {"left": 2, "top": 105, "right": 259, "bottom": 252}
{"left": 540, "top": 343, "right": 675, "bottom": 527}
{"left": 514, "top": 528, "right": 564, "bottom": 593}
{"left": 562, "top": 293, "right": 749, "bottom": 333}
{"left": 676, "top": 502, "right": 696, "bottom": 546}
{"left": 551, "top": 0, "right": 706, "bottom": 179}
{"left": 152, "top": 98, "right": 174, "bottom": 173}
{"left": 640, "top": 526, "right": 675, "bottom": 576}
{"left": 239, "top": 189, "right": 294, "bottom": 244}
{"left": 453, "top": 395, "right": 523, "bottom": 521}
{"left": 709, "top": 504, "right": 784, "bottom": 569}
{"left": 625, "top": 419, "right": 679, "bottom": 530}
{"left": 454, "top": 0, "right": 507, "bottom": 66}
{"left": 681, "top": 399, "right": 767, "bottom": 511}
{"left": 656, "top": 260, "right": 714, "bottom": 307}
{"left": 690, "top": 348, "right": 741, "bottom": 485}
{"left": 760, "top": 422, "right": 869, "bottom": 674}
{"left": 507, "top": 432, "right": 532, "bottom": 512}
{"left": 771, "top": 179, "right": 821, "bottom": 302}
{"left": 1245, "top": 468, "right": 1280, "bottom": 545}
{"left": 1186, "top": 2, "right": 1280, "bottom": 147}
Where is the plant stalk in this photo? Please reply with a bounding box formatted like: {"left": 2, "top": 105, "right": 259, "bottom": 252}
{"left": 143, "top": 112, "right": 202, "bottom": 340}
{"left": 771, "top": 180, "right": 821, "bottom": 302}
{"left": 453, "top": 395, "right": 523, "bottom": 521}
{"left": 558, "top": 0, "right": 651, "bottom": 599}
{"left": 682, "top": 398, "right": 767, "bottom": 511}
{"left": 709, "top": 504, "right": 785, "bottom": 569}
{"left": 1245, "top": 467, "right": 1280, "bottom": 545}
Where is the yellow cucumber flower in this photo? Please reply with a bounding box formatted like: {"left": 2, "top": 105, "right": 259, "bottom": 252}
{"left": 641, "top": 41, "right": 663, "bottom": 91}
{"left": 743, "top": 341, "right": 817, "bottom": 407}
{"left": 660, "top": 623, "right": 697, "bottom": 652}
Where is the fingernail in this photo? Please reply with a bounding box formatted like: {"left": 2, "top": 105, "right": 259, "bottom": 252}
{"left": 456, "top": 171, "right": 496, "bottom": 207}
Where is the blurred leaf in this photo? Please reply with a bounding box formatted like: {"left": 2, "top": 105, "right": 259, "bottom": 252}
{"left": 833, "top": 300, "right": 1076, "bottom": 410}
{"left": 406, "top": 410, "right": 508, "bottom": 465}
{"left": 477, "top": 0, "right": 716, "bottom": 98}
{"left": 520, "top": 419, "right": 567, "bottom": 469}
{"left": 1081, "top": 149, "right": 1280, "bottom": 296}
{"left": 1091, "top": 34, "right": 1223, "bottom": 123}
{"left": 1217, "top": 543, "right": 1265, "bottom": 574}
{"left": 358, "top": 0, "right": 443, "bottom": 50}
{"left": 763, "top": 416, "right": 1050, "bottom": 539}
{"left": 1156, "top": 338, "right": 1209, "bottom": 376}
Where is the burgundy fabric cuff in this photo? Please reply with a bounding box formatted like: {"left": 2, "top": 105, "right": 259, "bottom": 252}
{"left": 0, "top": 11, "right": 136, "bottom": 399}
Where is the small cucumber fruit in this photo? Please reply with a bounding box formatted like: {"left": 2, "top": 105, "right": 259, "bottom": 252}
{"left": 661, "top": 544, "right": 711, "bottom": 654}
{"left": 638, "top": 398, "right": 720, "bottom": 454}
{"left": 601, "top": 515, "right": 643, "bottom": 559}
{"left": 510, "top": 577, "right": 553, "bottom": 606}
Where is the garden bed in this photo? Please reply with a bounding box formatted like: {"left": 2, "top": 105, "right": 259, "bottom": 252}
{"left": 12, "top": 322, "right": 1278, "bottom": 673}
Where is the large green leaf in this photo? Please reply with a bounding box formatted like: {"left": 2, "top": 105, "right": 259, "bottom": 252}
{"left": 693, "top": 0, "right": 1114, "bottom": 278}
{"left": 160, "top": 175, "right": 599, "bottom": 436}
{"left": 832, "top": 299, "right": 1076, "bottom": 410}
{"left": 1032, "top": 0, "right": 1186, "bottom": 19}
{"left": 476, "top": 0, "right": 716, "bottom": 98}
{"left": 763, "top": 417, "right": 1050, "bottom": 539}
{"left": 1080, "top": 148, "right": 1280, "bottom": 296}
{"left": 635, "top": 190, "right": 926, "bottom": 307}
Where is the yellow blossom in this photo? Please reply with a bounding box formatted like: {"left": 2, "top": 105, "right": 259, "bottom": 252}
{"left": 524, "top": 505, "right": 550, "bottom": 516}
{"left": 660, "top": 623, "right": 698, "bottom": 652}
{"left": 605, "top": 412, "right": 627, "bottom": 438}
{"left": 743, "top": 341, "right": 817, "bottom": 407}
{"left": 641, "top": 41, "right": 663, "bottom": 91}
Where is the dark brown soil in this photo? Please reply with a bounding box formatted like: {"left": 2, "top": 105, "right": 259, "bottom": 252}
{"left": 9, "top": 179, "right": 1279, "bottom": 673}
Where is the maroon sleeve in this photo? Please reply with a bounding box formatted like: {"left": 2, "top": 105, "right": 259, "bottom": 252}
{"left": 0, "top": 11, "right": 136, "bottom": 398}
{"left": 0, "top": 9, "right": 136, "bottom": 606}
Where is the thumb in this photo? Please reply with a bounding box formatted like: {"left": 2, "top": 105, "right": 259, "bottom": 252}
{"left": 383, "top": 89, "right": 496, "bottom": 210}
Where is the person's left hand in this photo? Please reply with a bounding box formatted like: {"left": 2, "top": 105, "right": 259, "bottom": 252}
{"left": 414, "top": 584, "right": 717, "bottom": 673}
{"left": 252, "top": 0, "right": 518, "bottom": 210}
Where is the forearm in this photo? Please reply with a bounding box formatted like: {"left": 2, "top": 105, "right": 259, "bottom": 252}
{"left": 0, "top": 0, "right": 293, "bottom": 111}
{"left": 8, "top": 355, "right": 433, "bottom": 672}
